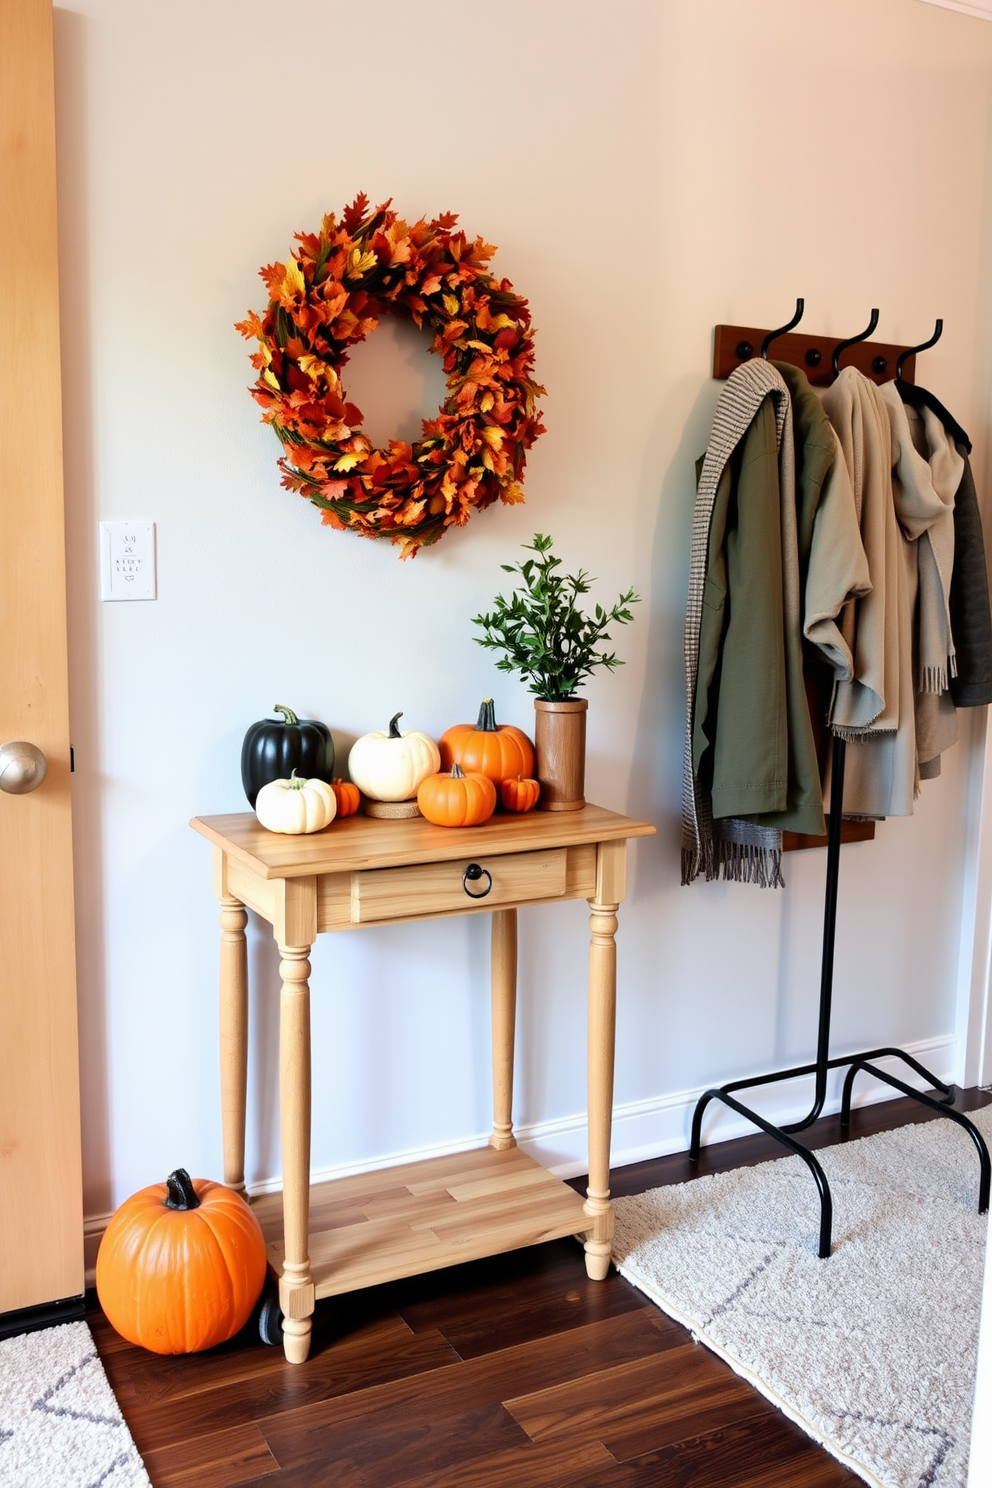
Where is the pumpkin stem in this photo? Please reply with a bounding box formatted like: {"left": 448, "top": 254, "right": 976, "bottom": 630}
{"left": 273, "top": 705, "right": 299, "bottom": 726}
{"left": 476, "top": 698, "right": 498, "bottom": 732}
{"left": 164, "top": 1168, "right": 201, "bottom": 1211}
{"left": 451, "top": 762, "right": 465, "bottom": 778}
{"left": 388, "top": 712, "right": 404, "bottom": 738}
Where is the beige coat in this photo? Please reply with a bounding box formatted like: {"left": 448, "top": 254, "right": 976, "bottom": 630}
{"left": 821, "top": 372, "right": 963, "bottom": 817}
{"left": 821, "top": 369, "right": 901, "bottom": 739}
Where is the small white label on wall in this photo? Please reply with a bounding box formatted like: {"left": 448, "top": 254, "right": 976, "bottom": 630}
{"left": 100, "top": 521, "right": 157, "bottom": 601}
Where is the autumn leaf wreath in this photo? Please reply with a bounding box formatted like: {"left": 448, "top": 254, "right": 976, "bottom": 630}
{"left": 237, "top": 195, "right": 546, "bottom": 558}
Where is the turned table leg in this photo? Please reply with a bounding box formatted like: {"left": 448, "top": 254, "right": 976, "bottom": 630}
{"left": 489, "top": 908, "right": 517, "bottom": 1151}
{"left": 218, "top": 893, "right": 249, "bottom": 1195}
{"left": 278, "top": 941, "right": 315, "bottom": 1364}
{"left": 584, "top": 841, "right": 625, "bottom": 1281}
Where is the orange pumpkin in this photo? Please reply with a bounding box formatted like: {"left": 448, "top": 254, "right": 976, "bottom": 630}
{"left": 96, "top": 1168, "right": 267, "bottom": 1354}
{"left": 330, "top": 777, "right": 361, "bottom": 817}
{"left": 417, "top": 762, "right": 496, "bottom": 827}
{"left": 439, "top": 698, "right": 534, "bottom": 785}
{"left": 501, "top": 775, "right": 541, "bottom": 813}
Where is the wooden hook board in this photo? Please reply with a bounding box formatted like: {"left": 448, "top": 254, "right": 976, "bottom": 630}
{"left": 713, "top": 324, "right": 916, "bottom": 387}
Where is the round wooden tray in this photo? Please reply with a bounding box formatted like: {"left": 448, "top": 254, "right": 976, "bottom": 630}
{"left": 362, "top": 798, "right": 422, "bottom": 820}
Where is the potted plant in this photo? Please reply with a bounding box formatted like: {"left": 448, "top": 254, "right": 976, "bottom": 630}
{"left": 472, "top": 534, "right": 639, "bottom": 810}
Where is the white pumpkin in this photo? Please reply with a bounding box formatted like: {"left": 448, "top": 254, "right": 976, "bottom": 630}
{"left": 348, "top": 712, "right": 441, "bottom": 802}
{"left": 255, "top": 772, "right": 337, "bottom": 834}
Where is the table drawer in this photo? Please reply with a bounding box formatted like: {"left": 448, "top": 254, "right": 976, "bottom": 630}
{"left": 351, "top": 847, "right": 567, "bottom": 925}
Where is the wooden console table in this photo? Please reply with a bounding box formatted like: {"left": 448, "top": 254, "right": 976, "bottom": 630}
{"left": 191, "top": 804, "right": 654, "bottom": 1364}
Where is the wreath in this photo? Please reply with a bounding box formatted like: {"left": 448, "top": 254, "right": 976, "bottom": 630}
{"left": 236, "top": 195, "right": 546, "bottom": 558}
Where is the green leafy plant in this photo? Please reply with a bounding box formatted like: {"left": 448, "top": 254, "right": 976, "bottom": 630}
{"left": 472, "top": 534, "right": 639, "bottom": 701}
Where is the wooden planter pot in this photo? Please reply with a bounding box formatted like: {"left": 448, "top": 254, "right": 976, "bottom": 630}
{"left": 534, "top": 699, "right": 587, "bottom": 811}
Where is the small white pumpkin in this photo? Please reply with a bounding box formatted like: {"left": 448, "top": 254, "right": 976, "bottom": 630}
{"left": 254, "top": 772, "right": 337, "bottom": 834}
{"left": 348, "top": 712, "right": 441, "bottom": 802}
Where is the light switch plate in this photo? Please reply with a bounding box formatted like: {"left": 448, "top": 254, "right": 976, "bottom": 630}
{"left": 100, "top": 521, "right": 157, "bottom": 601}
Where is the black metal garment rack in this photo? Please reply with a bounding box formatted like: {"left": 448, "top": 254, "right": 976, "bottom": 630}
{"left": 690, "top": 734, "right": 991, "bottom": 1257}
{"left": 694, "top": 307, "right": 992, "bottom": 1257}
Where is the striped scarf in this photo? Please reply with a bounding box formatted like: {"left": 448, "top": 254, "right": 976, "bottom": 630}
{"left": 682, "top": 359, "right": 792, "bottom": 886}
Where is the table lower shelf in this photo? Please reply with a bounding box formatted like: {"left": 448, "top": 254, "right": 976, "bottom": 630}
{"left": 252, "top": 1144, "right": 590, "bottom": 1299}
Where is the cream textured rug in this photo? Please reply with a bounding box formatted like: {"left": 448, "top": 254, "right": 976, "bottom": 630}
{"left": 0, "top": 1320, "right": 150, "bottom": 1487}
{"left": 613, "top": 1105, "right": 992, "bottom": 1488}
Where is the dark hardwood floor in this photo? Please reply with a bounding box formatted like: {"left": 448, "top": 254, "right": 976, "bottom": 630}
{"left": 89, "top": 1086, "right": 992, "bottom": 1488}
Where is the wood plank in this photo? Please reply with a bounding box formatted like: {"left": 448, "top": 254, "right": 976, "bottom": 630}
{"left": 100, "top": 1303, "right": 461, "bottom": 1450}
{"left": 252, "top": 1146, "right": 526, "bottom": 1221}
{"left": 604, "top": 1379, "right": 783, "bottom": 1463}
{"left": 394, "top": 1239, "right": 660, "bottom": 1360}
{"left": 416, "top": 1186, "right": 586, "bottom": 1243}
{"left": 259, "top": 1149, "right": 588, "bottom": 1297}
{"left": 557, "top": 1441, "right": 859, "bottom": 1488}
{"left": 191, "top": 803, "right": 655, "bottom": 880}
{"left": 297, "top": 1221, "right": 449, "bottom": 1297}
{"left": 262, "top": 1400, "right": 531, "bottom": 1488}
{"left": 610, "top": 1410, "right": 857, "bottom": 1488}
{"left": 382, "top": 1436, "right": 616, "bottom": 1488}
{"left": 100, "top": 1305, "right": 417, "bottom": 1411}
{"left": 441, "top": 1163, "right": 558, "bottom": 1203}
{"left": 255, "top": 1309, "right": 680, "bottom": 1461}
{"left": 303, "top": 1193, "right": 586, "bottom": 1297}
{"left": 505, "top": 1343, "right": 758, "bottom": 1449}
{"left": 138, "top": 1421, "right": 278, "bottom": 1488}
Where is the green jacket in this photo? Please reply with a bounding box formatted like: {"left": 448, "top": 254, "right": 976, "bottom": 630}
{"left": 692, "top": 376, "right": 827, "bottom": 837}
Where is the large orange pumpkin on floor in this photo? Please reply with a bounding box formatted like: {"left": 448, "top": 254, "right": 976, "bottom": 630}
{"left": 439, "top": 698, "right": 534, "bottom": 785}
{"left": 96, "top": 1168, "right": 267, "bottom": 1354}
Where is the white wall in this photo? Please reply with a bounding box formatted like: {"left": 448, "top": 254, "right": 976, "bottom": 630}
{"left": 53, "top": 0, "right": 992, "bottom": 1221}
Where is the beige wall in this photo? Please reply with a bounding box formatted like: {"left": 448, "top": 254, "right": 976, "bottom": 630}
{"left": 53, "top": 0, "right": 992, "bottom": 1214}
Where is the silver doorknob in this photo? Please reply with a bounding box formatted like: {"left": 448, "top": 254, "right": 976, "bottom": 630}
{"left": 0, "top": 740, "right": 48, "bottom": 794}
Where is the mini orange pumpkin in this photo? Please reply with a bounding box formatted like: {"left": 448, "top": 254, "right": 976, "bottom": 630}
{"left": 501, "top": 775, "right": 541, "bottom": 813}
{"left": 96, "top": 1168, "right": 267, "bottom": 1354}
{"left": 329, "top": 778, "right": 361, "bottom": 817}
{"left": 417, "top": 762, "right": 496, "bottom": 827}
{"left": 439, "top": 698, "right": 534, "bottom": 785}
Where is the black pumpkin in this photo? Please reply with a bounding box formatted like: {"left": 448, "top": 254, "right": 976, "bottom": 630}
{"left": 240, "top": 705, "right": 335, "bottom": 808}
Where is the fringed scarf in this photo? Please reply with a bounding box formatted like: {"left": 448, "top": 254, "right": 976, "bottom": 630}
{"left": 682, "top": 360, "right": 792, "bottom": 887}
{"left": 879, "top": 383, "right": 962, "bottom": 695}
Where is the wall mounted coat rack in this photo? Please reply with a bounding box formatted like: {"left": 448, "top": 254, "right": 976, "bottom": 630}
{"left": 713, "top": 323, "right": 917, "bottom": 387}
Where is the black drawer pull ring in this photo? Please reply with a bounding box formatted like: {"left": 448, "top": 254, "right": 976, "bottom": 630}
{"left": 462, "top": 863, "right": 493, "bottom": 899}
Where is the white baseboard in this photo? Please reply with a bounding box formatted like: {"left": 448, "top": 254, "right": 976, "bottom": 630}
{"left": 518, "top": 1034, "right": 957, "bottom": 1177}
{"left": 82, "top": 1034, "right": 956, "bottom": 1286}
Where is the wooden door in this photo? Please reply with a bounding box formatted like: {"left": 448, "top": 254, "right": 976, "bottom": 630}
{"left": 0, "top": 0, "right": 83, "bottom": 1317}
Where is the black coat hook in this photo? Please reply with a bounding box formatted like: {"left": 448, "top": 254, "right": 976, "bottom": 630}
{"left": 897, "top": 319, "right": 943, "bottom": 383}
{"left": 761, "top": 298, "right": 804, "bottom": 358}
{"left": 831, "top": 309, "right": 880, "bottom": 378}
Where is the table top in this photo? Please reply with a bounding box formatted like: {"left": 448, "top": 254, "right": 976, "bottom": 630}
{"left": 191, "top": 803, "right": 655, "bottom": 880}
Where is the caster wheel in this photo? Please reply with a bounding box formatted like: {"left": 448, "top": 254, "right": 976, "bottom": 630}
{"left": 258, "top": 1287, "right": 284, "bottom": 1347}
